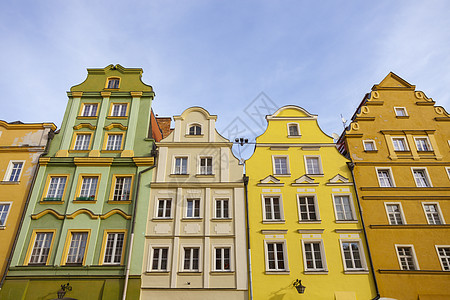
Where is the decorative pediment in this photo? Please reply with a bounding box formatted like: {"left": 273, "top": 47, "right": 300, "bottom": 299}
{"left": 326, "top": 174, "right": 353, "bottom": 186}
{"left": 292, "top": 175, "right": 319, "bottom": 186}
{"left": 257, "top": 175, "right": 284, "bottom": 187}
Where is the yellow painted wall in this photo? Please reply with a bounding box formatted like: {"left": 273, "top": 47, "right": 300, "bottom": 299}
{"left": 341, "top": 73, "right": 450, "bottom": 300}
{"left": 246, "top": 106, "right": 375, "bottom": 299}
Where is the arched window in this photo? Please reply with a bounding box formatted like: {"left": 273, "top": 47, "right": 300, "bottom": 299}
{"left": 106, "top": 77, "right": 120, "bottom": 89}
{"left": 189, "top": 125, "right": 202, "bottom": 135}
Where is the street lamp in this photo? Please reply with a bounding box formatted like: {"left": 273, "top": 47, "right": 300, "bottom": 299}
{"left": 57, "top": 283, "right": 72, "bottom": 299}
{"left": 293, "top": 279, "right": 306, "bottom": 294}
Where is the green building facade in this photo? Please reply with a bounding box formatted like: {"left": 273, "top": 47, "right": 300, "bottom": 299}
{"left": 1, "top": 65, "right": 157, "bottom": 300}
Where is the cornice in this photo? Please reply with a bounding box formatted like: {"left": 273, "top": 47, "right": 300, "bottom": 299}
{"left": 362, "top": 195, "right": 450, "bottom": 200}
{"left": 370, "top": 224, "right": 450, "bottom": 229}
{"left": 378, "top": 269, "right": 449, "bottom": 275}
{"left": 73, "top": 157, "right": 114, "bottom": 166}
{"left": 73, "top": 123, "right": 96, "bottom": 130}
{"left": 104, "top": 123, "right": 127, "bottom": 131}
{"left": 360, "top": 187, "right": 450, "bottom": 191}
{"left": 133, "top": 157, "right": 155, "bottom": 166}
{"left": 151, "top": 182, "right": 243, "bottom": 188}
{"left": 31, "top": 208, "right": 131, "bottom": 220}
{"left": 156, "top": 142, "right": 233, "bottom": 148}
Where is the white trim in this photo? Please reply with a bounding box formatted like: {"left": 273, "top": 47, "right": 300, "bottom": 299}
{"left": 395, "top": 244, "right": 419, "bottom": 270}
{"left": 375, "top": 167, "right": 396, "bottom": 187}
{"left": 211, "top": 243, "right": 234, "bottom": 272}
{"left": 297, "top": 194, "right": 320, "bottom": 223}
{"left": 102, "top": 232, "right": 125, "bottom": 265}
{"left": 303, "top": 155, "right": 323, "bottom": 176}
{"left": 301, "top": 239, "right": 328, "bottom": 272}
{"left": 0, "top": 202, "right": 12, "bottom": 227}
{"left": 185, "top": 197, "right": 201, "bottom": 218}
{"left": 384, "top": 202, "right": 406, "bottom": 225}
{"left": 154, "top": 197, "right": 173, "bottom": 219}
{"left": 435, "top": 245, "right": 450, "bottom": 271}
{"left": 287, "top": 123, "right": 301, "bottom": 137}
{"left": 332, "top": 193, "right": 357, "bottom": 222}
{"left": 394, "top": 106, "right": 408, "bottom": 117}
{"left": 271, "top": 155, "right": 290, "bottom": 176}
{"left": 186, "top": 122, "right": 203, "bottom": 136}
{"left": 3, "top": 160, "right": 25, "bottom": 182}
{"left": 413, "top": 136, "right": 433, "bottom": 152}
{"left": 391, "top": 136, "right": 409, "bottom": 151}
{"left": 172, "top": 154, "right": 190, "bottom": 175}
{"left": 213, "top": 197, "right": 232, "bottom": 219}
{"left": 446, "top": 167, "right": 450, "bottom": 180}
{"left": 421, "top": 202, "right": 445, "bottom": 225}
{"left": 147, "top": 244, "right": 172, "bottom": 272}
{"left": 363, "top": 140, "right": 377, "bottom": 151}
{"left": 197, "top": 155, "right": 214, "bottom": 175}
{"left": 411, "top": 167, "right": 433, "bottom": 187}
{"left": 261, "top": 194, "right": 285, "bottom": 222}
{"left": 180, "top": 244, "right": 202, "bottom": 272}
{"left": 339, "top": 239, "right": 368, "bottom": 272}
{"left": 263, "top": 239, "right": 289, "bottom": 272}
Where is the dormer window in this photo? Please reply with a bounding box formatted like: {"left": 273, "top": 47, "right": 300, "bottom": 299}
{"left": 189, "top": 125, "right": 202, "bottom": 135}
{"left": 106, "top": 78, "right": 120, "bottom": 89}
{"left": 287, "top": 123, "right": 300, "bottom": 136}
{"left": 394, "top": 107, "right": 408, "bottom": 117}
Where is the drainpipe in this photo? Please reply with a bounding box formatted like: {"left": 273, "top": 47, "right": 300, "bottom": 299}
{"left": 122, "top": 152, "right": 157, "bottom": 300}
{"left": 0, "top": 129, "right": 55, "bottom": 289}
{"left": 243, "top": 174, "right": 253, "bottom": 300}
{"left": 347, "top": 161, "right": 380, "bottom": 300}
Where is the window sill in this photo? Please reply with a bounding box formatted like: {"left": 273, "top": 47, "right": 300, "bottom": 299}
{"left": 0, "top": 226, "right": 5, "bottom": 230}
{"left": 77, "top": 116, "right": 98, "bottom": 119}
{"left": 145, "top": 270, "right": 170, "bottom": 275}
{"left": 305, "top": 174, "right": 324, "bottom": 177}
{"left": 40, "top": 201, "right": 64, "bottom": 205}
{"left": 335, "top": 220, "right": 359, "bottom": 224}
{"left": 169, "top": 174, "right": 189, "bottom": 177}
{"left": 152, "top": 217, "right": 173, "bottom": 221}
{"left": 185, "top": 134, "right": 204, "bottom": 137}
{"left": 0, "top": 181, "right": 20, "bottom": 185}
{"left": 101, "top": 150, "right": 122, "bottom": 153}
{"left": 344, "top": 270, "right": 369, "bottom": 274}
{"left": 394, "top": 150, "right": 410, "bottom": 152}
{"left": 265, "top": 271, "right": 290, "bottom": 275}
{"left": 107, "top": 116, "right": 128, "bottom": 119}
{"left": 304, "top": 270, "right": 328, "bottom": 274}
{"left": 417, "top": 150, "right": 434, "bottom": 153}
{"left": 195, "top": 174, "right": 215, "bottom": 178}
{"left": 299, "top": 220, "right": 322, "bottom": 224}
{"left": 177, "top": 271, "right": 202, "bottom": 275}
{"left": 68, "top": 150, "right": 90, "bottom": 153}
{"left": 107, "top": 200, "right": 131, "bottom": 204}
{"left": 364, "top": 150, "right": 378, "bottom": 153}
{"left": 210, "top": 271, "right": 235, "bottom": 275}
{"left": 287, "top": 135, "right": 302, "bottom": 138}
{"left": 273, "top": 174, "right": 291, "bottom": 177}
{"left": 182, "top": 218, "right": 203, "bottom": 221}
{"left": 73, "top": 200, "right": 97, "bottom": 204}
{"left": 211, "top": 218, "right": 232, "bottom": 221}
{"left": 395, "top": 116, "right": 409, "bottom": 119}
{"left": 262, "top": 220, "right": 285, "bottom": 224}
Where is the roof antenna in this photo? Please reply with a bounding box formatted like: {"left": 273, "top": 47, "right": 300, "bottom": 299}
{"left": 340, "top": 114, "right": 347, "bottom": 130}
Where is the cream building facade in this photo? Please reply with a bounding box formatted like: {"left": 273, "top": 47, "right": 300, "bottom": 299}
{"left": 141, "top": 107, "right": 248, "bottom": 299}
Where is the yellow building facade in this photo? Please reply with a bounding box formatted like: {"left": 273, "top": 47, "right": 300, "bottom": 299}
{"left": 339, "top": 73, "right": 450, "bottom": 300}
{"left": 246, "top": 106, "right": 376, "bottom": 300}
{"left": 0, "top": 120, "right": 56, "bottom": 288}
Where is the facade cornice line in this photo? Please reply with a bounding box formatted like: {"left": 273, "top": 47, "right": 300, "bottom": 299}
{"left": 370, "top": 224, "right": 450, "bottom": 229}
{"left": 360, "top": 187, "right": 450, "bottom": 191}
{"left": 151, "top": 182, "right": 243, "bottom": 188}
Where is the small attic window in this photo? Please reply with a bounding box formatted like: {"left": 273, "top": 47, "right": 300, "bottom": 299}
{"left": 394, "top": 107, "right": 408, "bottom": 117}
{"left": 106, "top": 78, "right": 120, "bottom": 89}
{"left": 189, "top": 125, "right": 202, "bottom": 135}
{"left": 288, "top": 123, "right": 300, "bottom": 136}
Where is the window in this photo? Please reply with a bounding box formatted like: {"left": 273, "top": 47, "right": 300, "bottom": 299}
{"left": 412, "top": 168, "right": 431, "bottom": 187}
{"left": 186, "top": 199, "right": 200, "bottom": 218}
{"left": 215, "top": 199, "right": 229, "bottom": 219}
{"left": 436, "top": 246, "right": 450, "bottom": 271}
{"left": 111, "top": 103, "right": 127, "bottom": 117}
{"left": 377, "top": 168, "right": 395, "bottom": 187}
{"left": 174, "top": 157, "right": 188, "bottom": 174}
{"left": 273, "top": 156, "right": 289, "bottom": 175}
{"left": 4, "top": 161, "right": 24, "bottom": 182}
{"left": 199, "top": 157, "right": 212, "bottom": 175}
{"left": 333, "top": 195, "right": 355, "bottom": 221}
{"left": 288, "top": 123, "right": 300, "bottom": 136}
{"left": 396, "top": 245, "right": 418, "bottom": 270}
{"left": 392, "top": 137, "right": 408, "bottom": 151}
{"left": 77, "top": 176, "right": 98, "bottom": 201}
{"left": 0, "top": 203, "right": 11, "bottom": 226}
{"left": 394, "top": 107, "right": 408, "bottom": 117}
{"left": 298, "top": 196, "right": 319, "bottom": 221}
{"left": 81, "top": 104, "right": 98, "bottom": 117}
{"left": 107, "top": 78, "right": 120, "bottom": 89}
{"left": 103, "top": 233, "right": 124, "bottom": 264}
{"left": 28, "top": 232, "right": 53, "bottom": 265}
{"left": 363, "top": 140, "right": 376, "bottom": 151}
{"left": 446, "top": 167, "right": 450, "bottom": 180}
{"left": 189, "top": 125, "right": 201, "bottom": 135}
{"left": 112, "top": 176, "right": 132, "bottom": 201}
{"left": 66, "top": 232, "right": 89, "bottom": 265}
{"left": 73, "top": 134, "right": 91, "bottom": 150}
{"left": 44, "top": 176, "right": 67, "bottom": 201}
{"left": 264, "top": 196, "right": 283, "bottom": 221}
{"left": 422, "top": 203, "right": 444, "bottom": 225}
{"left": 265, "top": 242, "right": 287, "bottom": 271}
{"left": 302, "top": 241, "right": 326, "bottom": 272}
{"left": 415, "top": 137, "right": 432, "bottom": 151}
{"left": 214, "top": 247, "right": 231, "bottom": 271}
{"left": 151, "top": 248, "right": 169, "bottom": 271}
{"left": 305, "top": 156, "right": 322, "bottom": 175}
{"left": 183, "top": 247, "right": 200, "bottom": 271}
{"left": 340, "top": 240, "right": 366, "bottom": 271}
{"left": 385, "top": 203, "right": 405, "bottom": 225}
{"left": 106, "top": 134, "right": 123, "bottom": 150}
{"left": 157, "top": 199, "right": 172, "bottom": 218}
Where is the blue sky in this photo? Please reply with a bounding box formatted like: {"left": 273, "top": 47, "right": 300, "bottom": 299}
{"left": 1, "top": 1, "right": 450, "bottom": 146}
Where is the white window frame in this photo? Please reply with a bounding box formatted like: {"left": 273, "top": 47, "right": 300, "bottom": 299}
{"left": 435, "top": 245, "right": 450, "bottom": 271}
{"left": 112, "top": 176, "right": 132, "bottom": 201}
{"left": 102, "top": 232, "right": 125, "bottom": 265}
{"left": 0, "top": 202, "right": 12, "bottom": 227}
{"left": 106, "top": 134, "right": 123, "bottom": 151}
{"left": 111, "top": 103, "right": 127, "bottom": 117}
{"left": 384, "top": 202, "right": 406, "bottom": 225}
{"left": 198, "top": 156, "right": 213, "bottom": 175}
{"left": 45, "top": 176, "right": 67, "bottom": 201}
{"left": 212, "top": 244, "right": 234, "bottom": 272}
{"left": 395, "top": 244, "right": 419, "bottom": 270}
{"left": 272, "top": 155, "right": 290, "bottom": 175}
{"left": 148, "top": 244, "right": 171, "bottom": 272}
{"left": 28, "top": 232, "right": 54, "bottom": 265}
{"left": 394, "top": 107, "right": 408, "bottom": 117}
{"left": 264, "top": 240, "right": 289, "bottom": 273}
{"left": 411, "top": 167, "right": 432, "bottom": 187}
{"left": 78, "top": 176, "right": 99, "bottom": 200}
{"left": 339, "top": 239, "right": 368, "bottom": 272}
{"left": 376, "top": 167, "right": 396, "bottom": 187}
{"left": 155, "top": 198, "right": 172, "bottom": 219}
{"left": 73, "top": 134, "right": 91, "bottom": 150}
{"left": 304, "top": 155, "right": 323, "bottom": 176}
{"left": 446, "top": 167, "right": 450, "bottom": 180}
{"left": 332, "top": 194, "right": 357, "bottom": 222}
{"left": 214, "top": 198, "right": 231, "bottom": 219}
{"left": 173, "top": 156, "right": 189, "bottom": 175}
{"left": 181, "top": 245, "right": 202, "bottom": 272}
{"left": 261, "top": 194, "right": 284, "bottom": 223}
{"left": 421, "top": 202, "right": 445, "bottom": 225}
{"left": 391, "top": 137, "right": 409, "bottom": 151}
{"left": 301, "top": 239, "right": 327, "bottom": 273}
{"left": 414, "top": 136, "right": 432, "bottom": 152}
{"left": 107, "top": 78, "right": 120, "bottom": 89}
{"left": 363, "top": 140, "right": 377, "bottom": 151}
{"left": 187, "top": 123, "right": 202, "bottom": 136}
{"left": 66, "top": 232, "right": 89, "bottom": 265}
{"left": 287, "top": 123, "right": 300, "bottom": 137}
{"left": 3, "top": 160, "right": 25, "bottom": 182}
{"left": 297, "top": 194, "right": 320, "bottom": 223}
{"left": 81, "top": 103, "right": 98, "bottom": 117}
{"left": 185, "top": 198, "right": 201, "bottom": 218}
